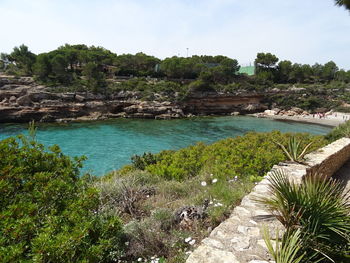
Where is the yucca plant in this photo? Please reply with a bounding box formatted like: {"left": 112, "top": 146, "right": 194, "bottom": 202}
{"left": 263, "top": 228, "right": 306, "bottom": 263}
{"left": 259, "top": 170, "right": 350, "bottom": 262}
{"left": 274, "top": 136, "right": 313, "bottom": 163}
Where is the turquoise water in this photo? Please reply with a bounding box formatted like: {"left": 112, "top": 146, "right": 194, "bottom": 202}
{"left": 0, "top": 116, "right": 331, "bottom": 176}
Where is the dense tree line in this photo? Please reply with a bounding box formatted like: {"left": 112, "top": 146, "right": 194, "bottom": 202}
{"left": 254, "top": 52, "right": 350, "bottom": 84}
{"left": 1, "top": 45, "right": 350, "bottom": 94}
{"left": 0, "top": 45, "right": 240, "bottom": 89}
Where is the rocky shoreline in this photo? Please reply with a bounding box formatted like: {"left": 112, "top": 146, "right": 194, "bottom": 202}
{"left": 253, "top": 108, "right": 349, "bottom": 127}
{"left": 0, "top": 75, "right": 267, "bottom": 123}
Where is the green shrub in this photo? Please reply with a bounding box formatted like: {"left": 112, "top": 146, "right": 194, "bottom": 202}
{"left": 325, "top": 120, "right": 350, "bottom": 141}
{"left": 146, "top": 144, "right": 206, "bottom": 181}
{"left": 0, "top": 136, "right": 125, "bottom": 262}
{"left": 145, "top": 131, "right": 326, "bottom": 182}
{"left": 131, "top": 152, "right": 158, "bottom": 170}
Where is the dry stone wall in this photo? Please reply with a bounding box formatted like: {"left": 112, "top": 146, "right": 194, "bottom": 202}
{"left": 305, "top": 138, "right": 350, "bottom": 179}
{"left": 186, "top": 137, "right": 350, "bottom": 263}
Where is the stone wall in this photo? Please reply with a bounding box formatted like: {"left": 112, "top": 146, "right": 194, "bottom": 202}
{"left": 305, "top": 138, "right": 350, "bottom": 179}
{"left": 186, "top": 137, "right": 350, "bottom": 263}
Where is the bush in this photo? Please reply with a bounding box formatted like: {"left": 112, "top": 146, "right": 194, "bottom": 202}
{"left": 144, "top": 131, "right": 326, "bottom": 182}
{"left": 0, "top": 136, "right": 125, "bottom": 262}
{"left": 99, "top": 131, "right": 327, "bottom": 262}
{"left": 325, "top": 120, "right": 350, "bottom": 141}
{"left": 131, "top": 152, "right": 158, "bottom": 170}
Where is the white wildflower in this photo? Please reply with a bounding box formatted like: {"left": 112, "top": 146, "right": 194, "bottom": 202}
{"left": 189, "top": 239, "right": 196, "bottom": 245}
{"left": 137, "top": 258, "right": 142, "bottom": 262}
{"left": 185, "top": 237, "right": 192, "bottom": 243}
{"left": 234, "top": 176, "right": 238, "bottom": 180}
{"left": 201, "top": 181, "right": 207, "bottom": 186}
{"left": 210, "top": 173, "right": 213, "bottom": 177}
{"left": 249, "top": 220, "right": 258, "bottom": 225}
{"left": 212, "top": 178, "right": 218, "bottom": 183}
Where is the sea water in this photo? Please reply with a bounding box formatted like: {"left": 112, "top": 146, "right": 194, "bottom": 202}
{"left": 0, "top": 116, "right": 331, "bottom": 175}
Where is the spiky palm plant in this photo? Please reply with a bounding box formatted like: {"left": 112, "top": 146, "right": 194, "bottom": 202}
{"left": 260, "top": 170, "right": 350, "bottom": 262}
{"left": 263, "top": 228, "right": 306, "bottom": 263}
{"left": 274, "top": 136, "right": 313, "bottom": 163}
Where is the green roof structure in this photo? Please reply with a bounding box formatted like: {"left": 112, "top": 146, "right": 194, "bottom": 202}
{"left": 238, "top": 65, "right": 255, "bottom": 76}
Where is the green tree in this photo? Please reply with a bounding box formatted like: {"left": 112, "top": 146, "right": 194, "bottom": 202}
{"left": 289, "top": 63, "right": 312, "bottom": 83}
{"left": 311, "top": 63, "right": 324, "bottom": 82}
{"left": 6, "top": 44, "right": 36, "bottom": 75}
{"left": 160, "top": 56, "right": 199, "bottom": 79}
{"left": 51, "top": 54, "right": 71, "bottom": 84}
{"left": 254, "top": 53, "right": 279, "bottom": 82}
{"left": 335, "top": 69, "right": 350, "bottom": 82}
{"left": 254, "top": 52, "right": 279, "bottom": 73}
{"left": 33, "top": 53, "right": 51, "bottom": 81}
{"left": 277, "top": 60, "right": 293, "bottom": 83}
{"left": 322, "top": 61, "right": 339, "bottom": 82}
{"left": 82, "top": 62, "right": 106, "bottom": 93}
{"left": 114, "top": 53, "right": 160, "bottom": 77}
{"left": 199, "top": 58, "right": 240, "bottom": 84}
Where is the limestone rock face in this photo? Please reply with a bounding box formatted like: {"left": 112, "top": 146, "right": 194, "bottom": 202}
{"left": 0, "top": 74, "right": 267, "bottom": 123}
{"left": 17, "top": 95, "right": 32, "bottom": 106}
{"left": 183, "top": 93, "right": 266, "bottom": 115}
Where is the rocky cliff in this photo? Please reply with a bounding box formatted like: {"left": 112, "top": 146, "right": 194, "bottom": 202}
{"left": 0, "top": 75, "right": 267, "bottom": 123}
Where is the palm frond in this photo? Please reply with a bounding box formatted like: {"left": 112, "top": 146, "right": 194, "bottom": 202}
{"left": 263, "top": 227, "right": 305, "bottom": 263}
{"left": 260, "top": 170, "right": 350, "bottom": 261}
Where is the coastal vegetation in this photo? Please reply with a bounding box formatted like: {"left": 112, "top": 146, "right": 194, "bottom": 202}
{"left": 0, "top": 3, "right": 349, "bottom": 262}
{"left": 0, "top": 128, "right": 328, "bottom": 262}
{"left": 1, "top": 45, "right": 350, "bottom": 113}
{"left": 261, "top": 170, "right": 350, "bottom": 263}
{"left": 0, "top": 135, "right": 125, "bottom": 262}
{"left": 325, "top": 119, "right": 350, "bottom": 141}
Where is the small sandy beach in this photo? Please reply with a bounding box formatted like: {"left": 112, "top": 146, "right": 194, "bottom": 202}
{"left": 255, "top": 112, "right": 350, "bottom": 127}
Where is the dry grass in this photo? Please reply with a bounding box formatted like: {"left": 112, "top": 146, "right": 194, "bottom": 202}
{"left": 96, "top": 170, "right": 254, "bottom": 262}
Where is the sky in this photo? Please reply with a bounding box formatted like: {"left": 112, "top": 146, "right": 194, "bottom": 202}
{"left": 1, "top": 0, "right": 350, "bottom": 69}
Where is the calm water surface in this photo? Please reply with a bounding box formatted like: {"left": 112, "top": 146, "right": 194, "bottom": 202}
{"left": 0, "top": 116, "right": 331, "bottom": 175}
